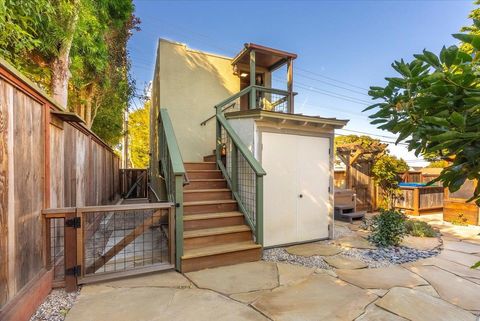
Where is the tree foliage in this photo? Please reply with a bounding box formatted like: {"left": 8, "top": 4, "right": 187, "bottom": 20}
{"left": 366, "top": 17, "right": 480, "bottom": 205}
{"left": 129, "top": 101, "right": 150, "bottom": 168}
{"left": 372, "top": 155, "right": 409, "bottom": 209}
{"left": 0, "top": 0, "right": 138, "bottom": 146}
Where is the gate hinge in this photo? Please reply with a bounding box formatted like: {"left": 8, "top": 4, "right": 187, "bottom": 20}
{"left": 65, "top": 217, "right": 81, "bottom": 228}
{"left": 176, "top": 203, "right": 180, "bottom": 208}
{"left": 66, "top": 265, "right": 81, "bottom": 277}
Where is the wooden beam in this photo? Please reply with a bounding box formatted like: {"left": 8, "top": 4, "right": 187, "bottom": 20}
{"left": 287, "top": 58, "right": 294, "bottom": 113}
{"left": 349, "top": 150, "right": 363, "bottom": 165}
{"left": 249, "top": 50, "right": 256, "bottom": 109}
{"left": 84, "top": 210, "right": 163, "bottom": 275}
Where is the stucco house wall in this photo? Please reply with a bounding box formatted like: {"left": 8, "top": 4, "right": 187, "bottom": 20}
{"left": 152, "top": 39, "right": 241, "bottom": 162}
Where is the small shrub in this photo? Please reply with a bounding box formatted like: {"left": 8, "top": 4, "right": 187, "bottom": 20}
{"left": 368, "top": 209, "right": 407, "bottom": 247}
{"left": 405, "top": 220, "right": 436, "bottom": 237}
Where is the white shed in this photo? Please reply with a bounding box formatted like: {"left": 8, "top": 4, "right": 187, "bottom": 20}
{"left": 226, "top": 110, "right": 348, "bottom": 247}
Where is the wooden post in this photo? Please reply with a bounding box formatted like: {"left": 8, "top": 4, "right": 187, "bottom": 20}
{"left": 255, "top": 175, "right": 264, "bottom": 246}
{"left": 249, "top": 50, "right": 256, "bottom": 109}
{"left": 287, "top": 58, "right": 294, "bottom": 113}
{"left": 412, "top": 188, "right": 420, "bottom": 216}
{"left": 64, "top": 212, "right": 78, "bottom": 292}
{"left": 174, "top": 175, "right": 184, "bottom": 270}
{"left": 231, "top": 145, "right": 238, "bottom": 194}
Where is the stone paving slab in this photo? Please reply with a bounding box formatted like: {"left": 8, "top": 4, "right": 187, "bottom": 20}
{"left": 334, "top": 235, "right": 376, "bottom": 249}
{"left": 407, "top": 265, "right": 480, "bottom": 311}
{"left": 401, "top": 236, "right": 441, "bottom": 251}
{"left": 324, "top": 255, "right": 368, "bottom": 269}
{"left": 285, "top": 243, "right": 343, "bottom": 256}
{"left": 413, "top": 285, "right": 439, "bottom": 298}
{"left": 404, "top": 257, "right": 480, "bottom": 280}
{"left": 443, "top": 240, "right": 480, "bottom": 254}
{"left": 252, "top": 274, "right": 377, "bottom": 321}
{"left": 438, "top": 249, "right": 480, "bottom": 267}
{"left": 99, "top": 271, "right": 192, "bottom": 288}
{"left": 186, "top": 261, "right": 278, "bottom": 295}
{"left": 66, "top": 287, "right": 268, "bottom": 321}
{"left": 336, "top": 266, "right": 428, "bottom": 289}
{"left": 230, "top": 289, "right": 273, "bottom": 304}
{"left": 276, "top": 262, "right": 315, "bottom": 286}
{"left": 375, "top": 287, "right": 476, "bottom": 321}
{"left": 355, "top": 303, "right": 408, "bottom": 321}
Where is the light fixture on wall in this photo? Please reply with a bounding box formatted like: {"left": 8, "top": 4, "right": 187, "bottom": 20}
{"left": 240, "top": 72, "right": 248, "bottom": 78}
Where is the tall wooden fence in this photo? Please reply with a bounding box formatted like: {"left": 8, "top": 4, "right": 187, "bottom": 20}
{"left": 0, "top": 58, "right": 120, "bottom": 321}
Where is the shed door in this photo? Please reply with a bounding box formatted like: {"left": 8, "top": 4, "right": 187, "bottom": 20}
{"left": 296, "top": 135, "right": 331, "bottom": 241}
{"left": 262, "top": 132, "right": 331, "bottom": 247}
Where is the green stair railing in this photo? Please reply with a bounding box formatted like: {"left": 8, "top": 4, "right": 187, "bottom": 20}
{"left": 158, "top": 108, "right": 186, "bottom": 268}
{"left": 214, "top": 88, "right": 267, "bottom": 245}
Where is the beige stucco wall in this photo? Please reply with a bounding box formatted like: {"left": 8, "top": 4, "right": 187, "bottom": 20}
{"left": 155, "top": 39, "right": 240, "bottom": 161}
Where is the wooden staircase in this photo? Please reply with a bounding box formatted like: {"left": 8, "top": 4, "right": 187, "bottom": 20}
{"left": 181, "top": 161, "right": 262, "bottom": 272}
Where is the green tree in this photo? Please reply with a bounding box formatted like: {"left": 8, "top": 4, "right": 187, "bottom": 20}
{"left": 365, "top": 17, "right": 480, "bottom": 205}
{"left": 0, "top": 0, "right": 138, "bottom": 146}
{"left": 129, "top": 101, "right": 150, "bottom": 168}
{"left": 372, "top": 155, "right": 409, "bottom": 209}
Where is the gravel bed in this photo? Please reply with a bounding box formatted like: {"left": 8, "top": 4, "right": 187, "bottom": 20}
{"left": 263, "top": 244, "right": 440, "bottom": 269}
{"left": 30, "top": 288, "right": 80, "bottom": 321}
{"left": 262, "top": 247, "right": 331, "bottom": 269}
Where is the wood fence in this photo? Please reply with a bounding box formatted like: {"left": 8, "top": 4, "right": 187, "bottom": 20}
{"left": 0, "top": 58, "right": 120, "bottom": 321}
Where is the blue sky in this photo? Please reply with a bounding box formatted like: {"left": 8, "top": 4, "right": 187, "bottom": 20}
{"left": 129, "top": 0, "right": 475, "bottom": 166}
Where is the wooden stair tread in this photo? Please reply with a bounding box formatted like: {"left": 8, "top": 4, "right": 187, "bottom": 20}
{"left": 182, "top": 241, "right": 261, "bottom": 259}
{"left": 184, "top": 200, "right": 237, "bottom": 206}
{"left": 184, "top": 225, "right": 250, "bottom": 238}
{"left": 189, "top": 179, "right": 226, "bottom": 182}
{"left": 186, "top": 170, "right": 221, "bottom": 173}
{"left": 184, "top": 189, "right": 230, "bottom": 193}
{"left": 184, "top": 212, "right": 243, "bottom": 221}
{"left": 184, "top": 162, "right": 215, "bottom": 164}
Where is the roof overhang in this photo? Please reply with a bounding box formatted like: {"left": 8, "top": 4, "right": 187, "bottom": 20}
{"left": 225, "top": 109, "right": 349, "bottom": 129}
{"left": 232, "top": 43, "right": 297, "bottom": 72}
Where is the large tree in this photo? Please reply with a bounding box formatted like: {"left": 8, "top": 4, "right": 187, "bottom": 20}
{"left": 366, "top": 15, "right": 480, "bottom": 205}
{"left": 0, "top": 0, "right": 138, "bottom": 146}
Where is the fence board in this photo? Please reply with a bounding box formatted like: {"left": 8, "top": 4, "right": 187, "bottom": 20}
{"left": 0, "top": 80, "right": 9, "bottom": 306}
{"left": 0, "top": 59, "right": 121, "bottom": 318}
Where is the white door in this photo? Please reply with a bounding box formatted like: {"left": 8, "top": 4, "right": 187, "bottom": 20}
{"left": 262, "top": 132, "right": 331, "bottom": 247}
{"left": 296, "top": 135, "right": 331, "bottom": 241}
{"left": 262, "top": 133, "right": 298, "bottom": 246}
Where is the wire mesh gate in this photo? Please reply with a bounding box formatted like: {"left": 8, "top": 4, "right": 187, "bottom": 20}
{"left": 43, "top": 203, "right": 175, "bottom": 291}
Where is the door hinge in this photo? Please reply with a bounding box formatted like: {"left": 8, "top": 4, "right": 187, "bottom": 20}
{"left": 65, "top": 217, "right": 81, "bottom": 229}
{"left": 66, "top": 265, "right": 81, "bottom": 277}
{"left": 328, "top": 186, "right": 331, "bottom": 193}
{"left": 329, "top": 148, "right": 331, "bottom": 155}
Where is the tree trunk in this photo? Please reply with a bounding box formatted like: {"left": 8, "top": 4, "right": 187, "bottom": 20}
{"left": 85, "top": 85, "right": 95, "bottom": 128}
{"left": 50, "top": 1, "right": 80, "bottom": 108}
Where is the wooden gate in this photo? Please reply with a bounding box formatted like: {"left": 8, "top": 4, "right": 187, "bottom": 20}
{"left": 43, "top": 203, "right": 175, "bottom": 291}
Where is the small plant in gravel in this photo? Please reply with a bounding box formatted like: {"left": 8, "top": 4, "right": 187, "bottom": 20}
{"left": 405, "top": 220, "right": 436, "bottom": 237}
{"left": 368, "top": 209, "right": 407, "bottom": 247}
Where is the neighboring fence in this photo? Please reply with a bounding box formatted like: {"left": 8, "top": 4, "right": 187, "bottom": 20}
{"left": 120, "top": 169, "right": 148, "bottom": 199}
{"left": 395, "top": 185, "right": 444, "bottom": 215}
{"left": 43, "top": 203, "right": 174, "bottom": 290}
{"left": 0, "top": 58, "right": 120, "bottom": 321}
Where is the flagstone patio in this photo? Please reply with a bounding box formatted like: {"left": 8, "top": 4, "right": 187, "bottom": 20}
{"left": 64, "top": 214, "right": 480, "bottom": 321}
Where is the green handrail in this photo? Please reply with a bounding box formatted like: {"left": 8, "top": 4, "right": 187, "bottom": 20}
{"left": 160, "top": 109, "right": 186, "bottom": 175}
{"left": 159, "top": 108, "right": 185, "bottom": 269}
{"left": 216, "top": 114, "right": 266, "bottom": 176}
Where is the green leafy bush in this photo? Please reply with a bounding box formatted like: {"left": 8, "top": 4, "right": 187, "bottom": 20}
{"left": 405, "top": 220, "right": 436, "bottom": 237}
{"left": 368, "top": 210, "right": 407, "bottom": 247}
